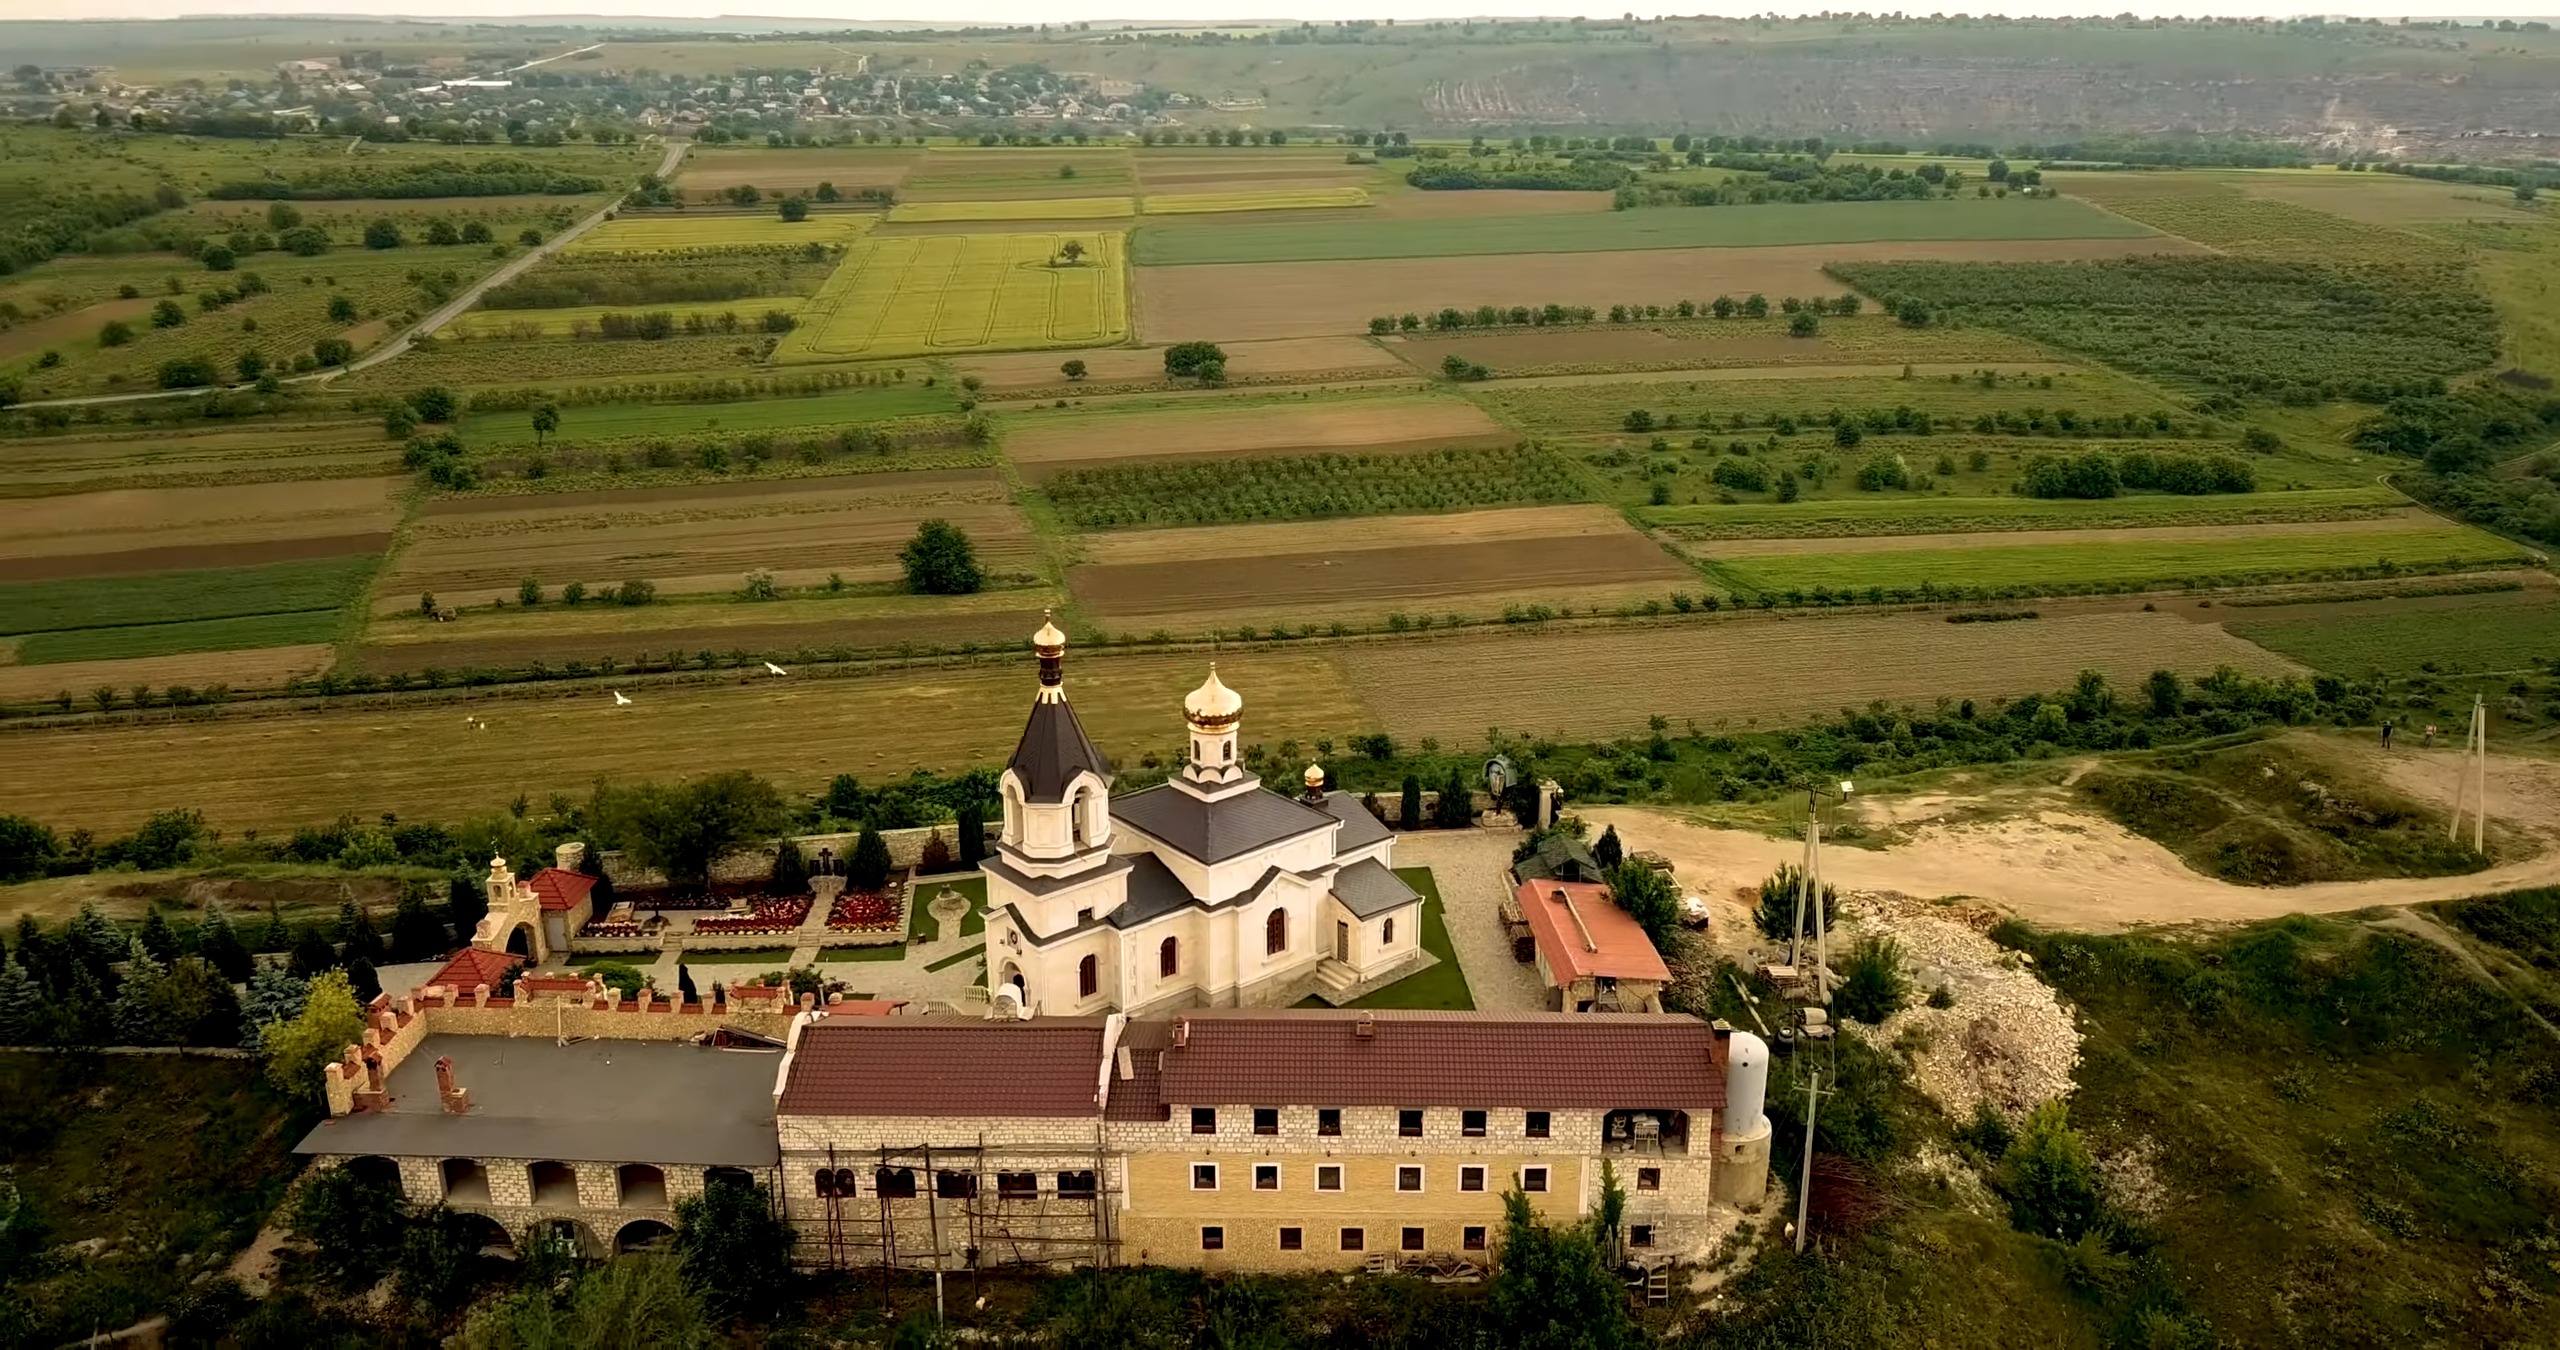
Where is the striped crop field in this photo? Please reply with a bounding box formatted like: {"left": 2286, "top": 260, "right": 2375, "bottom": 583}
{"left": 776, "top": 232, "right": 1129, "bottom": 361}
{"left": 1639, "top": 486, "right": 2409, "bottom": 539}
{"left": 566, "top": 212, "right": 877, "bottom": 255}
{"left": 1141, "top": 187, "right": 1373, "bottom": 215}
{"left": 886, "top": 197, "right": 1136, "bottom": 224}
{"left": 1699, "top": 522, "right": 2528, "bottom": 595}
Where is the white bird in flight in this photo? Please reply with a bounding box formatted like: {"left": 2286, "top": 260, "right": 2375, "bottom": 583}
{"left": 612, "top": 691, "right": 632, "bottom": 706}
{"left": 764, "top": 661, "right": 788, "bottom": 676}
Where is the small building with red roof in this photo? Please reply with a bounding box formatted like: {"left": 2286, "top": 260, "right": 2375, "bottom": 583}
{"left": 1512, "top": 878, "right": 1670, "bottom": 1014}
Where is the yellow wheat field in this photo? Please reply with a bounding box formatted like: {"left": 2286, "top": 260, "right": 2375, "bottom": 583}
{"left": 1141, "top": 187, "right": 1373, "bottom": 215}
{"left": 567, "top": 211, "right": 878, "bottom": 254}
{"left": 776, "top": 231, "right": 1129, "bottom": 361}
{"left": 885, "top": 197, "right": 1137, "bottom": 224}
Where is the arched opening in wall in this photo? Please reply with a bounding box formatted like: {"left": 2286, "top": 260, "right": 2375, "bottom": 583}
{"left": 997, "top": 962, "right": 1026, "bottom": 1009}
{"left": 875, "top": 1167, "right": 918, "bottom": 1199}
{"left": 1266, "top": 909, "right": 1288, "bottom": 956}
{"left": 617, "top": 1163, "right": 667, "bottom": 1208}
{"left": 1077, "top": 954, "right": 1098, "bottom": 999}
{"left": 345, "top": 1155, "right": 402, "bottom": 1193}
{"left": 1383, "top": 917, "right": 1396, "bottom": 946}
{"left": 442, "top": 1158, "right": 492, "bottom": 1205}
{"left": 504, "top": 924, "right": 535, "bottom": 958}
{"left": 703, "top": 1166, "right": 755, "bottom": 1193}
{"left": 1159, "top": 936, "right": 1178, "bottom": 979}
{"left": 526, "top": 1217, "right": 595, "bottom": 1262}
{"left": 1071, "top": 788, "right": 1089, "bottom": 849}
{"left": 614, "top": 1218, "right": 676, "bottom": 1254}
{"left": 528, "top": 1160, "right": 579, "bottom": 1208}
{"left": 1002, "top": 781, "right": 1022, "bottom": 845}
{"left": 454, "top": 1211, "right": 514, "bottom": 1256}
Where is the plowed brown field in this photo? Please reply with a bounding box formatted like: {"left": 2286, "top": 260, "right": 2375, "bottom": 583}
{"left": 677, "top": 148, "right": 919, "bottom": 196}
{"left": 1004, "top": 397, "right": 1506, "bottom": 470}
{"left": 0, "top": 644, "right": 334, "bottom": 702}
{"left": 1138, "top": 237, "right": 2204, "bottom": 343}
{"left": 0, "top": 477, "right": 404, "bottom": 578}
{"left": 959, "top": 336, "right": 1404, "bottom": 391}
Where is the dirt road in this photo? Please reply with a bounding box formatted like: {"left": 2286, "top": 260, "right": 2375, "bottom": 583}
{"left": 1590, "top": 743, "right": 2560, "bottom": 932}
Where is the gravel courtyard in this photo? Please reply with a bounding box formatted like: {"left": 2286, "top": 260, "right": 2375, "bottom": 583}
{"left": 1389, "top": 826, "right": 1551, "bottom": 1013}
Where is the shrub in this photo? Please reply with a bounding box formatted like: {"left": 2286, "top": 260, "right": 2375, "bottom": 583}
{"left": 1998, "top": 1101, "right": 2104, "bottom": 1241}
{"left": 1753, "top": 864, "right": 1838, "bottom": 941}
{"left": 1834, "top": 934, "right": 1912, "bottom": 1023}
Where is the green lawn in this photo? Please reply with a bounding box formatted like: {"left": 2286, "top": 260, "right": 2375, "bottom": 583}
{"left": 0, "top": 555, "right": 377, "bottom": 637}
{"left": 1704, "top": 524, "right": 2528, "bottom": 595}
{"left": 11, "top": 609, "right": 344, "bottom": 664}
{"left": 455, "top": 382, "right": 960, "bottom": 446}
{"left": 1637, "top": 485, "right": 2406, "bottom": 539}
{"left": 908, "top": 874, "right": 987, "bottom": 944}
{"left": 820, "top": 943, "right": 911, "bottom": 962}
{"left": 1326, "top": 867, "right": 1475, "bottom": 1012}
{"left": 924, "top": 946, "right": 984, "bottom": 973}
{"left": 2228, "top": 593, "right": 2560, "bottom": 675}
{"left": 1133, "top": 197, "right": 2155, "bottom": 266}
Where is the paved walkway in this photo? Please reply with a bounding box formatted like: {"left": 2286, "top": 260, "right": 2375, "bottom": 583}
{"left": 1385, "top": 827, "right": 1550, "bottom": 1013}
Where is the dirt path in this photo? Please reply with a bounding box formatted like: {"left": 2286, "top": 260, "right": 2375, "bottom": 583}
{"left": 1589, "top": 744, "right": 2560, "bottom": 932}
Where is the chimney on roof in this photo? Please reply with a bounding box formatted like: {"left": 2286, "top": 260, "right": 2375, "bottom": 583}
{"left": 1172, "top": 1016, "right": 1189, "bottom": 1048}
{"left": 556, "top": 841, "right": 586, "bottom": 872}
{"left": 1355, "top": 1011, "right": 1375, "bottom": 1038}
{"left": 435, "top": 1055, "right": 471, "bottom": 1114}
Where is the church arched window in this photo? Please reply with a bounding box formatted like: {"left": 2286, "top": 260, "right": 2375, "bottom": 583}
{"left": 1078, "top": 954, "right": 1098, "bottom": 999}
{"left": 1382, "top": 917, "right": 1396, "bottom": 946}
{"left": 1265, "top": 909, "right": 1288, "bottom": 956}
{"left": 1160, "top": 936, "right": 1179, "bottom": 978}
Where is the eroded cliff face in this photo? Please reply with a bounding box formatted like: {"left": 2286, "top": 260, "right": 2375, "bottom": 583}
{"left": 1416, "top": 45, "right": 2560, "bottom": 150}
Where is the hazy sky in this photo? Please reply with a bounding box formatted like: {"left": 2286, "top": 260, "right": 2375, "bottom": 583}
{"left": 19, "top": 2, "right": 2560, "bottom": 24}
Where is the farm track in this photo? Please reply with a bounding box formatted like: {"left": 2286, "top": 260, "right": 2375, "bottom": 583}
{"left": 1480, "top": 361, "right": 2083, "bottom": 390}
{"left": 1688, "top": 512, "right": 2438, "bottom": 558}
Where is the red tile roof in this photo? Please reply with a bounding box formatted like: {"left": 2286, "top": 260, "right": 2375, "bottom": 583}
{"left": 1513, "top": 880, "right": 1671, "bottom": 987}
{"left": 1157, "top": 1010, "right": 1719, "bottom": 1111}
{"left": 778, "top": 1017, "right": 1109, "bottom": 1118}
{"left": 426, "top": 947, "right": 523, "bottom": 991}
{"left": 529, "top": 867, "right": 598, "bottom": 913}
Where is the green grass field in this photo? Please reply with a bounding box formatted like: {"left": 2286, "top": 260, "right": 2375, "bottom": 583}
{"left": 1702, "top": 523, "right": 2529, "bottom": 595}
{"left": 1133, "top": 196, "right": 2157, "bottom": 265}
{"left": 455, "top": 382, "right": 961, "bottom": 445}
{"left": 909, "top": 875, "right": 987, "bottom": 944}
{"left": 0, "top": 555, "right": 376, "bottom": 637}
{"left": 776, "top": 230, "right": 1128, "bottom": 361}
{"left": 2228, "top": 593, "right": 2560, "bottom": 675}
{"left": 1638, "top": 485, "right": 2407, "bottom": 537}
{"left": 1474, "top": 369, "right": 2183, "bottom": 435}
{"left": 12, "top": 609, "right": 343, "bottom": 664}
{"left": 1140, "top": 187, "right": 1373, "bottom": 214}
{"left": 887, "top": 197, "right": 1135, "bottom": 223}
{"left": 1320, "top": 867, "right": 1473, "bottom": 1011}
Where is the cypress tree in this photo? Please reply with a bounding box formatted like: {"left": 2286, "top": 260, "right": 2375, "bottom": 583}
{"left": 1399, "top": 775, "right": 1424, "bottom": 830}
{"left": 138, "top": 907, "right": 181, "bottom": 963}
{"left": 289, "top": 927, "right": 340, "bottom": 979}
{"left": 677, "top": 963, "right": 700, "bottom": 1007}
{"left": 770, "top": 839, "right": 810, "bottom": 895}
{"left": 849, "top": 824, "right": 892, "bottom": 891}
{"left": 956, "top": 802, "right": 987, "bottom": 870}
{"left": 257, "top": 903, "right": 292, "bottom": 953}
{"left": 197, "top": 905, "right": 254, "bottom": 983}
{"left": 446, "top": 873, "right": 488, "bottom": 942}
{"left": 337, "top": 902, "right": 387, "bottom": 965}
{"left": 1592, "top": 824, "right": 1624, "bottom": 870}
{"left": 389, "top": 888, "right": 450, "bottom": 962}
{"left": 578, "top": 840, "right": 615, "bottom": 908}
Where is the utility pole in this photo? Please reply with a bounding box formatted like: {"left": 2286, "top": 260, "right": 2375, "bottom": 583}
{"left": 1793, "top": 1067, "right": 1828, "bottom": 1254}
{"left": 1788, "top": 782, "right": 1853, "bottom": 1004}
{"left": 2446, "top": 695, "right": 2488, "bottom": 853}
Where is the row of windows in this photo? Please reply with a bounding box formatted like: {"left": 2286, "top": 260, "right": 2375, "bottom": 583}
{"left": 1191, "top": 1162, "right": 1557, "bottom": 1194}
{"left": 816, "top": 1167, "right": 1098, "bottom": 1200}
{"left": 1068, "top": 909, "right": 1314, "bottom": 998}
{"left": 1191, "top": 1107, "right": 1555, "bottom": 1138}
{"left": 1197, "top": 1223, "right": 1656, "bottom": 1253}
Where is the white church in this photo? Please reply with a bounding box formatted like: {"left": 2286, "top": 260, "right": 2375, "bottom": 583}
{"left": 981, "top": 618, "right": 1425, "bottom": 1016}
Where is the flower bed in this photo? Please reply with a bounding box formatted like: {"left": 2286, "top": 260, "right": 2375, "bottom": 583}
{"left": 826, "top": 890, "right": 901, "bottom": 933}
{"left": 580, "top": 921, "right": 644, "bottom": 938}
{"left": 694, "top": 894, "right": 813, "bottom": 936}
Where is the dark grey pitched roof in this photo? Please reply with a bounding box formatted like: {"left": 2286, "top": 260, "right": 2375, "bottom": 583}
{"left": 984, "top": 852, "right": 1132, "bottom": 899}
{"left": 1316, "top": 791, "right": 1391, "bottom": 852}
{"left": 1333, "top": 857, "right": 1422, "bottom": 919}
{"left": 1111, "top": 783, "right": 1336, "bottom": 864}
{"left": 1516, "top": 832, "right": 1602, "bottom": 885}
{"left": 1107, "top": 854, "right": 1199, "bottom": 930}
{"left": 1008, "top": 696, "right": 1109, "bottom": 802}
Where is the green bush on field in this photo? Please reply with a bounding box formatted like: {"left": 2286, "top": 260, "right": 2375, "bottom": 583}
{"left": 1043, "top": 443, "right": 1583, "bottom": 529}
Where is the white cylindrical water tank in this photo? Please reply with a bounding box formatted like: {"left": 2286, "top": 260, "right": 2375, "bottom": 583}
{"left": 1725, "top": 1031, "right": 1770, "bottom": 1135}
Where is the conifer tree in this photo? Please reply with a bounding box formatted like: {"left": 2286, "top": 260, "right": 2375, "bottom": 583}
{"left": 446, "top": 873, "right": 488, "bottom": 942}
{"left": 0, "top": 956, "right": 45, "bottom": 1045}
{"left": 677, "top": 964, "right": 700, "bottom": 1007}
{"left": 337, "top": 901, "right": 388, "bottom": 965}
{"left": 956, "top": 802, "right": 987, "bottom": 870}
{"left": 197, "top": 905, "right": 254, "bottom": 983}
{"left": 770, "top": 839, "right": 810, "bottom": 895}
{"left": 1400, "top": 775, "right": 1424, "bottom": 830}
{"left": 848, "top": 824, "right": 892, "bottom": 891}
{"left": 112, "top": 943, "right": 172, "bottom": 1046}
{"left": 389, "top": 888, "right": 450, "bottom": 962}
{"left": 138, "top": 907, "right": 181, "bottom": 963}
{"left": 258, "top": 903, "right": 292, "bottom": 953}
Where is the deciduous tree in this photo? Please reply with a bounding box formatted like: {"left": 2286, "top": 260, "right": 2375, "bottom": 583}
{"left": 899, "top": 519, "right": 983, "bottom": 595}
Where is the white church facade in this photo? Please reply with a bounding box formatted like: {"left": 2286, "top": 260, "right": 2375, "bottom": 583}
{"left": 981, "top": 619, "right": 1425, "bottom": 1016}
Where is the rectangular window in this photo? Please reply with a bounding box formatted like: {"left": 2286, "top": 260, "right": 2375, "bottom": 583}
{"left": 1317, "top": 1108, "right": 1342, "bottom": 1137}
{"left": 1191, "top": 1106, "right": 1217, "bottom": 1135}
{"left": 1192, "top": 1164, "right": 1218, "bottom": 1191}
{"left": 1279, "top": 1226, "right": 1302, "bottom": 1251}
{"left": 1315, "top": 1165, "right": 1342, "bottom": 1192}
{"left": 1637, "top": 1167, "right": 1660, "bottom": 1192}
{"left": 1201, "top": 1226, "right": 1224, "bottom": 1251}
{"left": 1254, "top": 1164, "right": 1279, "bottom": 1191}
{"left": 1057, "top": 1170, "right": 1096, "bottom": 1199}
{"left": 1521, "top": 1166, "right": 1548, "bottom": 1193}
{"left": 1397, "top": 1165, "right": 1423, "bottom": 1193}
{"left": 1340, "top": 1228, "right": 1365, "bottom": 1252}
{"left": 1401, "top": 1226, "right": 1426, "bottom": 1252}
{"left": 1398, "top": 1108, "right": 1424, "bottom": 1138}
{"left": 1461, "top": 1109, "right": 1487, "bottom": 1137}
{"left": 1463, "top": 1225, "right": 1487, "bottom": 1252}
{"left": 935, "top": 1171, "right": 977, "bottom": 1200}
{"left": 996, "top": 1172, "right": 1037, "bottom": 1200}
{"left": 1460, "top": 1165, "right": 1485, "bottom": 1193}
{"left": 1253, "top": 1107, "right": 1279, "bottom": 1136}
{"left": 1525, "top": 1111, "right": 1551, "bottom": 1139}
{"left": 1630, "top": 1224, "right": 1655, "bottom": 1248}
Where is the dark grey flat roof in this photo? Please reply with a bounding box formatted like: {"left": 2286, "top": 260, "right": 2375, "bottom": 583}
{"left": 1111, "top": 783, "right": 1336, "bottom": 864}
{"left": 1334, "top": 857, "right": 1422, "bottom": 919}
{"left": 1317, "top": 792, "right": 1391, "bottom": 852}
{"left": 295, "top": 1034, "right": 780, "bottom": 1168}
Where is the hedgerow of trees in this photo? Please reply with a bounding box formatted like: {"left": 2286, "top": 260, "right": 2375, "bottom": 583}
{"left": 1042, "top": 442, "right": 1583, "bottom": 528}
